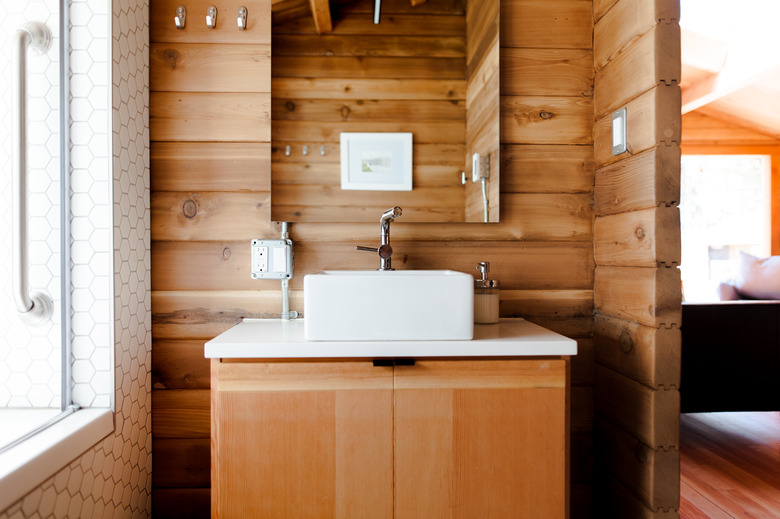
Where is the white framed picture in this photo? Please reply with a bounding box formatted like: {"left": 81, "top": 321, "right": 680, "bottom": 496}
{"left": 340, "top": 132, "right": 413, "bottom": 191}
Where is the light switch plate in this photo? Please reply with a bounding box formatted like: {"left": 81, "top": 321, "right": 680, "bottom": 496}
{"left": 251, "top": 239, "right": 293, "bottom": 279}
{"left": 612, "top": 107, "right": 627, "bottom": 155}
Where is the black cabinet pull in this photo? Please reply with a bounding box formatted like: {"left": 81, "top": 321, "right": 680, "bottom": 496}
{"left": 372, "top": 359, "right": 416, "bottom": 367}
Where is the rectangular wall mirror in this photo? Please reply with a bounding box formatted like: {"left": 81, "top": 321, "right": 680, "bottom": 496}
{"left": 270, "top": 0, "right": 500, "bottom": 223}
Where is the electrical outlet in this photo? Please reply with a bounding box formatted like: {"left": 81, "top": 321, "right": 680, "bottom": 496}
{"left": 251, "top": 239, "right": 293, "bottom": 279}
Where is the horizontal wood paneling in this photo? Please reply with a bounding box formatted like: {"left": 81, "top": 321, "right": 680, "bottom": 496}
{"left": 150, "top": 92, "right": 271, "bottom": 142}
{"left": 593, "top": 0, "right": 680, "bottom": 73}
{"left": 501, "top": 48, "right": 594, "bottom": 97}
{"left": 594, "top": 145, "right": 680, "bottom": 215}
{"left": 152, "top": 389, "right": 211, "bottom": 438}
{"left": 594, "top": 365, "right": 679, "bottom": 449}
{"left": 501, "top": 144, "right": 594, "bottom": 193}
{"left": 501, "top": 0, "right": 593, "bottom": 49}
{"left": 593, "top": 315, "right": 679, "bottom": 390}
{"left": 274, "top": 12, "right": 465, "bottom": 36}
{"left": 594, "top": 22, "right": 680, "bottom": 119}
{"left": 150, "top": 142, "right": 271, "bottom": 192}
{"left": 272, "top": 34, "right": 466, "bottom": 57}
{"left": 271, "top": 77, "right": 467, "bottom": 100}
{"left": 594, "top": 266, "right": 681, "bottom": 327}
{"left": 594, "top": 206, "right": 680, "bottom": 267}
{"left": 501, "top": 96, "right": 593, "bottom": 144}
{"left": 153, "top": 340, "right": 211, "bottom": 389}
{"left": 602, "top": 474, "right": 680, "bottom": 519}
{"left": 594, "top": 86, "right": 681, "bottom": 167}
{"left": 150, "top": 44, "right": 271, "bottom": 92}
{"left": 596, "top": 416, "right": 680, "bottom": 511}
{"left": 151, "top": 0, "right": 271, "bottom": 44}
{"left": 153, "top": 438, "right": 211, "bottom": 488}
{"left": 682, "top": 110, "right": 780, "bottom": 147}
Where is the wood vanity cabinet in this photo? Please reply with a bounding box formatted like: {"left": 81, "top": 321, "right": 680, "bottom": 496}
{"left": 211, "top": 357, "right": 569, "bottom": 518}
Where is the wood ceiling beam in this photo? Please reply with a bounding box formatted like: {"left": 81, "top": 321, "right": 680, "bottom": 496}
{"left": 309, "top": 0, "right": 333, "bottom": 33}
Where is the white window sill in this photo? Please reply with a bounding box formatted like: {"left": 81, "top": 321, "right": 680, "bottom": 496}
{"left": 0, "top": 408, "right": 113, "bottom": 512}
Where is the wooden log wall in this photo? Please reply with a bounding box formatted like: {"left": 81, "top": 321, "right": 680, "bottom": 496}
{"left": 271, "top": 0, "right": 468, "bottom": 222}
{"left": 682, "top": 110, "right": 780, "bottom": 255}
{"left": 150, "top": 0, "right": 595, "bottom": 516}
{"left": 592, "top": 0, "right": 682, "bottom": 516}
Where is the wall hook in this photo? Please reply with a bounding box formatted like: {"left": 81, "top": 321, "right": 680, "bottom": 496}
{"left": 175, "top": 6, "right": 186, "bottom": 29}
{"left": 302, "top": 145, "right": 308, "bottom": 156}
{"left": 320, "top": 145, "right": 326, "bottom": 156}
{"left": 206, "top": 6, "right": 218, "bottom": 29}
{"left": 237, "top": 6, "right": 248, "bottom": 30}
{"left": 285, "top": 145, "right": 291, "bottom": 156}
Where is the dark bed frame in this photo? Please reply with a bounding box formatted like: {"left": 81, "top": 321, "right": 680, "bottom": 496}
{"left": 681, "top": 301, "right": 780, "bottom": 413}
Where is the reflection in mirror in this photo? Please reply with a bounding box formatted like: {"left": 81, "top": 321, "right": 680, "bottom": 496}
{"left": 270, "top": 0, "right": 499, "bottom": 223}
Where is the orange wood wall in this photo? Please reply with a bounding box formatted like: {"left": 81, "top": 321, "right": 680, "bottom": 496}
{"left": 150, "top": 0, "right": 596, "bottom": 516}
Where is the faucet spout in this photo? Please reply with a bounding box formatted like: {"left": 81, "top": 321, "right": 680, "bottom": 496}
{"left": 357, "top": 207, "right": 403, "bottom": 271}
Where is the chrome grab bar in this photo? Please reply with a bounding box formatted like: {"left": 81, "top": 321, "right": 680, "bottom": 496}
{"left": 13, "top": 22, "right": 53, "bottom": 325}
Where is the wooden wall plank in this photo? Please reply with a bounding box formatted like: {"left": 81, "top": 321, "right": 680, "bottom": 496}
{"left": 151, "top": 191, "right": 272, "bottom": 241}
{"left": 594, "top": 23, "right": 680, "bottom": 120}
{"left": 274, "top": 12, "right": 465, "bottom": 36}
{"left": 592, "top": 0, "right": 618, "bottom": 24}
{"left": 150, "top": 92, "right": 271, "bottom": 142}
{"left": 151, "top": 142, "right": 271, "bottom": 192}
{"left": 594, "top": 146, "right": 680, "bottom": 215}
{"left": 501, "top": 0, "right": 593, "bottom": 50}
{"left": 594, "top": 206, "right": 681, "bottom": 267}
{"left": 501, "top": 96, "right": 593, "bottom": 145}
{"left": 501, "top": 48, "right": 594, "bottom": 97}
{"left": 593, "top": 315, "right": 680, "bottom": 390}
{"left": 501, "top": 144, "right": 594, "bottom": 193}
{"left": 151, "top": 0, "right": 272, "bottom": 44}
{"left": 152, "top": 389, "right": 211, "bottom": 438}
{"left": 594, "top": 0, "right": 680, "bottom": 73}
{"left": 594, "top": 86, "right": 681, "bottom": 167}
{"left": 273, "top": 56, "right": 466, "bottom": 78}
{"left": 272, "top": 120, "right": 464, "bottom": 143}
{"left": 600, "top": 474, "right": 680, "bottom": 519}
{"left": 272, "top": 98, "right": 465, "bottom": 121}
{"left": 152, "top": 489, "right": 210, "bottom": 519}
{"left": 272, "top": 34, "right": 465, "bottom": 57}
{"left": 595, "top": 416, "right": 680, "bottom": 511}
{"left": 153, "top": 438, "right": 211, "bottom": 488}
{"left": 594, "top": 266, "right": 681, "bottom": 328}
{"left": 682, "top": 111, "right": 780, "bottom": 147}
{"left": 594, "top": 365, "right": 679, "bottom": 449}
{"left": 271, "top": 77, "right": 467, "bottom": 100}
{"left": 150, "top": 43, "right": 271, "bottom": 92}
{"left": 153, "top": 339, "right": 211, "bottom": 389}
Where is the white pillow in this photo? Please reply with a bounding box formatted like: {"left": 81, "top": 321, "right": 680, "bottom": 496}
{"left": 734, "top": 252, "right": 780, "bottom": 300}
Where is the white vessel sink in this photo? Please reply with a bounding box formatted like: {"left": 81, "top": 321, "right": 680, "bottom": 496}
{"left": 303, "top": 270, "right": 474, "bottom": 341}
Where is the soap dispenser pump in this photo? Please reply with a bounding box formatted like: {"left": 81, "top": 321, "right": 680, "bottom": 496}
{"left": 474, "top": 261, "right": 499, "bottom": 324}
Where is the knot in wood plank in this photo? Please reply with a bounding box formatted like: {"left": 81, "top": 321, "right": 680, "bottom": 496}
{"left": 619, "top": 329, "right": 633, "bottom": 353}
{"left": 341, "top": 105, "right": 352, "bottom": 120}
{"left": 163, "top": 48, "right": 181, "bottom": 69}
{"left": 539, "top": 111, "right": 554, "bottom": 120}
{"left": 635, "top": 227, "right": 646, "bottom": 240}
{"left": 222, "top": 247, "right": 231, "bottom": 260}
{"left": 285, "top": 101, "right": 296, "bottom": 112}
{"left": 182, "top": 199, "right": 198, "bottom": 219}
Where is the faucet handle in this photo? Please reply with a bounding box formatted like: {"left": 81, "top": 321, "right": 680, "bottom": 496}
{"left": 357, "top": 244, "right": 393, "bottom": 259}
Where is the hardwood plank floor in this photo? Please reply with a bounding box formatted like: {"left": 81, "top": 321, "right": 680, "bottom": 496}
{"left": 680, "top": 412, "right": 780, "bottom": 519}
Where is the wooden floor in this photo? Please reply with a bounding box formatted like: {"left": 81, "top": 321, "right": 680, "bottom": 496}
{"left": 679, "top": 412, "right": 780, "bottom": 518}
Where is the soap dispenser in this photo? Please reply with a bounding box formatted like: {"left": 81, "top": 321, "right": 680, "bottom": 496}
{"left": 474, "top": 261, "right": 499, "bottom": 324}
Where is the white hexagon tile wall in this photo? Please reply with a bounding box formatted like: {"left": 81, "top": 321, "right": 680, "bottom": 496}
{"left": 0, "top": 0, "right": 151, "bottom": 517}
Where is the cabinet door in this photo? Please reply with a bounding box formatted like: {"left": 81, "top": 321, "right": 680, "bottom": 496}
{"left": 212, "top": 360, "right": 394, "bottom": 519}
{"left": 393, "top": 359, "right": 568, "bottom": 518}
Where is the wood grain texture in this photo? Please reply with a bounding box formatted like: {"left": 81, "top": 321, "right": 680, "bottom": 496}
{"left": 394, "top": 359, "right": 568, "bottom": 518}
{"left": 594, "top": 86, "right": 681, "bottom": 167}
{"left": 271, "top": 77, "right": 467, "bottom": 100}
{"left": 151, "top": 0, "right": 272, "bottom": 44}
{"left": 501, "top": 144, "right": 594, "bottom": 193}
{"left": 150, "top": 92, "right": 271, "bottom": 142}
{"left": 594, "top": 23, "right": 680, "bottom": 120}
{"left": 594, "top": 206, "right": 681, "bottom": 267}
{"left": 153, "top": 438, "right": 211, "bottom": 488}
{"left": 680, "top": 412, "right": 780, "bottom": 519}
{"left": 596, "top": 416, "right": 680, "bottom": 511}
{"left": 501, "top": 95, "right": 593, "bottom": 145}
{"left": 151, "top": 142, "right": 271, "bottom": 192}
{"left": 594, "top": 145, "right": 680, "bottom": 215}
{"left": 595, "top": 365, "right": 679, "bottom": 449}
{"left": 150, "top": 44, "right": 271, "bottom": 93}
{"left": 594, "top": 0, "right": 680, "bottom": 73}
{"left": 594, "top": 266, "right": 681, "bottom": 328}
{"left": 152, "top": 339, "right": 210, "bottom": 389}
{"left": 211, "top": 360, "right": 394, "bottom": 519}
{"left": 593, "top": 314, "right": 680, "bottom": 390}
{"left": 501, "top": 0, "right": 593, "bottom": 50}
{"left": 501, "top": 48, "right": 594, "bottom": 97}
{"left": 152, "top": 389, "right": 211, "bottom": 438}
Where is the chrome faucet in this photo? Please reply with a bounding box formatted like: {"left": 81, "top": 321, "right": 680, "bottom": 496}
{"left": 357, "top": 206, "right": 402, "bottom": 270}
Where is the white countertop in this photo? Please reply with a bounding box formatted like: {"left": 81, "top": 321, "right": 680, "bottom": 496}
{"left": 204, "top": 318, "right": 577, "bottom": 359}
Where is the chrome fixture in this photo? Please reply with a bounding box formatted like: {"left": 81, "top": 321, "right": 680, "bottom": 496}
{"left": 357, "top": 206, "right": 402, "bottom": 270}
{"left": 13, "top": 22, "right": 54, "bottom": 325}
{"left": 237, "top": 6, "right": 248, "bottom": 30}
{"left": 175, "top": 5, "right": 186, "bottom": 29}
{"left": 373, "top": 0, "right": 381, "bottom": 24}
{"left": 206, "top": 6, "right": 218, "bottom": 29}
